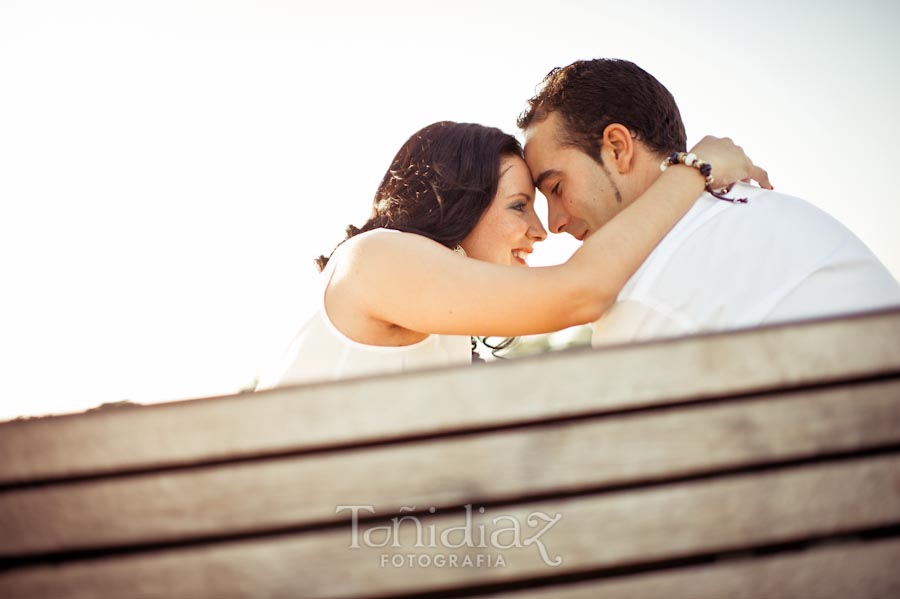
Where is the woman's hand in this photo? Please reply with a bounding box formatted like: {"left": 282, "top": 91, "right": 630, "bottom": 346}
{"left": 689, "top": 135, "right": 772, "bottom": 190}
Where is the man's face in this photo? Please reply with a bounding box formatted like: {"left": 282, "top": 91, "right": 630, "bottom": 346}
{"left": 524, "top": 112, "right": 626, "bottom": 241}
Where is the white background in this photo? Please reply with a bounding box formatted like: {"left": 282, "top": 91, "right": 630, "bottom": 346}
{"left": 2, "top": 0, "right": 898, "bottom": 420}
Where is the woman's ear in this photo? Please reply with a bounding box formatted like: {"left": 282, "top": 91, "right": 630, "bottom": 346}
{"left": 602, "top": 123, "right": 635, "bottom": 174}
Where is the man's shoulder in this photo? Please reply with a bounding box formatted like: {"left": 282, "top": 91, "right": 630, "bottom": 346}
{"left": 705, "top": 183, "right": 821, "bottom": 215}
{"left": 647, "top": 183, "right": 825, "bottom": 259}
{"left": 691, "top": 183, "right": 850, "bottom": 241}
{"left": 625, "top": 184, "right": 867, "bottom": 296}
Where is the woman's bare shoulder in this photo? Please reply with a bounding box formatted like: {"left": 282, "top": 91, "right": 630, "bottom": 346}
{"left": 337, "top": 228, "right": 444, "bottom": 265}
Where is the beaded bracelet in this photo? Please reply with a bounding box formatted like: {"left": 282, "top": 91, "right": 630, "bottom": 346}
{"left": 659, "top": 151, "right": 748, "bottom": 204}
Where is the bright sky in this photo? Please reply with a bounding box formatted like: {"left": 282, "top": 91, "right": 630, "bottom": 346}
{"left": 2, "top": 0, "right": 899, "bottom": 421}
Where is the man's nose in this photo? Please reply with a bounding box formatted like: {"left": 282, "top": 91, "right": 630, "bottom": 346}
{"left": 548, "top": 205, "right": 569, "bottom": 235}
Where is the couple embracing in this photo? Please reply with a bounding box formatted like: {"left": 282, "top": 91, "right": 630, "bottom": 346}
{"left": 257, "top": 58, "right": 900, "bottom": 389}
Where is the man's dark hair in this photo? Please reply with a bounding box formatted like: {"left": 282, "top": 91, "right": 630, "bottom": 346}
{"left": 517, "top": 58, "right": 687, "bottom": 163}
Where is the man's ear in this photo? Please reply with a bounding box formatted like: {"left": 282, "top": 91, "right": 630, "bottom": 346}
{"left": 601, "top": 123, "right": 635, "bottom": 174}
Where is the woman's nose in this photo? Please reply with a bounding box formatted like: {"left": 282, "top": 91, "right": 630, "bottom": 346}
{"left": 529, "top": 215, "right": 548, "bottom": 242}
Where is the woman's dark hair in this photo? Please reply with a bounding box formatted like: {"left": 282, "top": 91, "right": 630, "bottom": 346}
{"left": 517, "top": 58, "right": 687, "bottom": 163}
{"left": 315, "top": 121, "right": 523, "bottom": 271}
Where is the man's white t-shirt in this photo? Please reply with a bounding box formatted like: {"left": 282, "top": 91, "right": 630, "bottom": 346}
{"left": 592, "top": 183, "right": 900, "bottom": 346}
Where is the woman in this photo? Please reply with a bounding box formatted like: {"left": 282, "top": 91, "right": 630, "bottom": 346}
{"left": 256, "top": 121, "right": 767, "bottom": 388}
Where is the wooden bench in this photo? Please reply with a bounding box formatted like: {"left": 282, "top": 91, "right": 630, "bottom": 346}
{"left": 2, "top": 309, "right": 900, "bottom": 598}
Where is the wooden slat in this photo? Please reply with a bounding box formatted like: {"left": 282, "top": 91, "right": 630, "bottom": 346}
{"left": 2, "top": 309, "right": 899, "bottom": 486}
{"left": 3, "top": 380, "right": 899, "bottom": 557}
{"left": 2, "top": 454, "right": 899, "bottom": 599}
{"left": 486, "top": 537, "right": 900, "bottom": 599}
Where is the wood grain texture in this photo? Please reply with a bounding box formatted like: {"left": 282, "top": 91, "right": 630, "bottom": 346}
{"left": 3, "top": 380, "right": 899, "bottom": 557}
{"left": 487, "top": 537, "right": 900, "bottom": 599}
{"left": 2, "top": 309, "right": 899, "bottom": 486}
{"left": 2, "top": 454, "right": 899, "bottom": 599}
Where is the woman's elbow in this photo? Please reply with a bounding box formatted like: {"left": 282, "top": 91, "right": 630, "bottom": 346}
{"left": 567, "top": 283, "right": 614, "bottom": 327}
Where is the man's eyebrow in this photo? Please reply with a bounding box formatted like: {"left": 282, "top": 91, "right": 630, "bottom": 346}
{"left": 534, "top": 169, "right": 559, "bottom": 189}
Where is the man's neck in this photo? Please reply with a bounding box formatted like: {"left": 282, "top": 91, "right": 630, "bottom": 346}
{"left": 620, "top": 150, "right": 667, "bottom": 207}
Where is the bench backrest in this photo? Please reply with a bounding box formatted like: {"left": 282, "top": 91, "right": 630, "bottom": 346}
{"left": 2, "top": 309, "right": 899, "bottom": 597}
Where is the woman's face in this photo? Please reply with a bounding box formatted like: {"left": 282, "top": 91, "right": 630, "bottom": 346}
{"left": 460, "top": 155, "right": 547, "bottom": 266}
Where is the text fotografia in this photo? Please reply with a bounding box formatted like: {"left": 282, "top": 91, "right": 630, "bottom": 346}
{"left": 335, "top": 504, "right": 563, "bottom": 567}
{"left": 380, "top": 552, "right": 506, "bottom": 569}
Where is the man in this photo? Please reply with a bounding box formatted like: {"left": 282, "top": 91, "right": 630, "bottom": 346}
{"left": 519, "top": 59, "right": 900, "bottom": 345}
